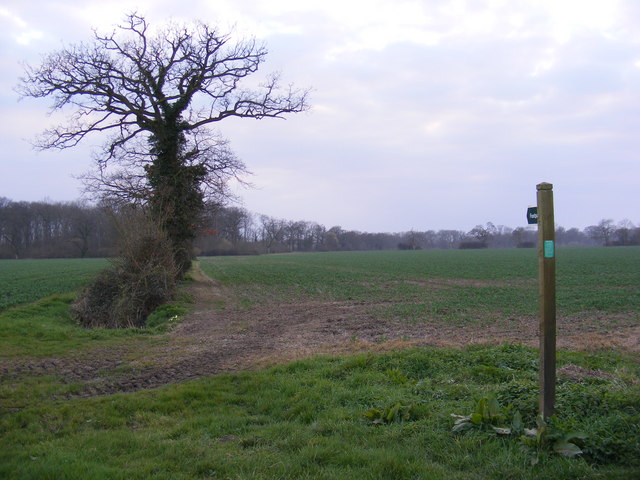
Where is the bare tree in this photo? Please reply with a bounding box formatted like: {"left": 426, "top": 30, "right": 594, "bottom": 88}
{"left": 284, "top": 220, "right": 307, "bottom": 252}
{"left": 68, "top": 203, "right": 96, "bottom": 258}
{"left": 0, "top": 202, "right": 32, "bottom": 258}
{"left": 614, "top": 219, "right": 635, "bottom": 246}
{"left": 260, "top": 215, "right": 287, "bottom": 254}
{"left": 586, "top": 219, "right": 615, "bottom": 246}
{"left": 19, "top": 13, "right": 309, "bottom": 274}
{"left": 468, "top": 223, "right": 495, "bottom": 247}
{"left": 435, "top": 230, "right": 464, "bottom": 249}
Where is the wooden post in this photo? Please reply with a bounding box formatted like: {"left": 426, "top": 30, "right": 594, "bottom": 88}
{"left": 537, "top": 182, "right": 556, "bottom": 418}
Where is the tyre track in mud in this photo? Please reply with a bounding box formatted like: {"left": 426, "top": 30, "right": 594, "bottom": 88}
{"left": 2, "top": 274, "right": 638, "bottom": 399}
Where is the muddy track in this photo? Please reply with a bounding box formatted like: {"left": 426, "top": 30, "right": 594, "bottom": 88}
{"left": 3, "top": 274, "right": 639, "bottom": 399}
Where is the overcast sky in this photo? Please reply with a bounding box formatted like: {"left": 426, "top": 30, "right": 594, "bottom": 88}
{"left": 1, "top": 0, "right": 638, "bottom": 232}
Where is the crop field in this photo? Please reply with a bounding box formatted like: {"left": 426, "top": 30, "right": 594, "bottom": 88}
{"left": 0, "top": 258, "right": 107, "bottom": 311}
{"left": 199, "top": 246, "right": 640, "bottom": 324}
{"left": 2, "top": 247, "right": 637, "bottom": 319}
{"left": 0, "top": 247, "right": 639, "bottom": 479}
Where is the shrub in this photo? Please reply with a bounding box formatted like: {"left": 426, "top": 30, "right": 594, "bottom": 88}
{"left": 71, "top": 209, "right": 177, "bottom": 328}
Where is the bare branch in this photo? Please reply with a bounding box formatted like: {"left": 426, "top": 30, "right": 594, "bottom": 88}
{"left": 19, "top": 13, "right": 308, "bottom": 273}
{"left": 19, "top": 13, "right": 308, "bottom": 152}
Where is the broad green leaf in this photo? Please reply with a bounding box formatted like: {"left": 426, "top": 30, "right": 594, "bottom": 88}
{"left": 487, "top": 397, "right": 500, "bottom": 418}
{"left": 492, "top": 426, "right": 512, "bottom": 435}
{"left": 475, "top": 398, "right": 487, "bottom": 417}
{"left": 511, "top": 411, "right": 523, "bottom": 434}
{"left": 363, "top": 409, "right": 381, "bottom": 420}
{"left": 452, "top": 421, "right": 473, "bottom": 433}
{"left": 553, "top": 441, "right": 583, "bottom": 458}
{"left": 563, "top": 431, "right": 588, "bottom": 442}
{"left": 453, "top": 416, "right": 471, "bottom": 426}
{"left": 386, "top": 403, "right": 401, "bottom": 422}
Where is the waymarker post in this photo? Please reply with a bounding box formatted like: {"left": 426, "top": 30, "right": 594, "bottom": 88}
{"left": 536, "top": 182, "right": 556, "bottom": 419}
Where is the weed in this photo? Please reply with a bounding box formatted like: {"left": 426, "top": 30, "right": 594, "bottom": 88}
{"left": 363, "top": 402, "right": 415, "bottom": 424}
{"left": 145, "top": 304, "right": 187, "bottom": 331}
{"left": 520, "top": 415, "right": 587, "bottom": 461}
{"left": 451, "top": 396, "right": 511, "bottom": 433}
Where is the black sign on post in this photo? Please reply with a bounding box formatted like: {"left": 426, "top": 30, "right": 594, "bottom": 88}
{"left": 527, "top": 207, "right": 538, "bottom": 225}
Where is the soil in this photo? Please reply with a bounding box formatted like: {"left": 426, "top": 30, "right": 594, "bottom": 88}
{"left": 3, "top": 271, "right": 639, "bottom": 399}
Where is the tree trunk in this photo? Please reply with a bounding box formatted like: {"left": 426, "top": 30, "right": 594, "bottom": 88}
{"left": 147, "top": 124, "right": 206, "bottom": 276}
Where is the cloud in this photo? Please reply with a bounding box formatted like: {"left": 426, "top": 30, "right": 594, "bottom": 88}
{"left": 0, "top": 7, "right": 43, "bottom": 45}
{"left": 1, "top": 0, "right": 638, "bottom": 231}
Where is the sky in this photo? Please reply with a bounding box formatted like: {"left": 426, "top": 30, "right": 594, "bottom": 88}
{"left": 1, "top": 0, "right": 639, "bottom": 233}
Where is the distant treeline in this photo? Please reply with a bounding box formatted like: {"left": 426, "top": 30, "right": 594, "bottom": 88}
{"left": 0, "top": 198, "right": 116, "bottom": 259}
{"left": 195, "top": 207, "right": 639, "bottom": 255}
{"left": 1, "top": 197, "right": 638, "bottom": 259}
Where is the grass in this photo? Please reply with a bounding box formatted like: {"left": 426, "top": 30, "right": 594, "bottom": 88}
{"left": 1, "top": 345, "right": 638, "bottom": 479}
{"left": 0, "top": 258, "right": 108, "bottom": 311}
{"left": 0, "top": 294, "right": 164, "bottom": 358}
{"left": 1, "top": 248, "right": 639, "bottom": 479}
{"left": 0, "top": 270, "right": 192, "bottom": 359}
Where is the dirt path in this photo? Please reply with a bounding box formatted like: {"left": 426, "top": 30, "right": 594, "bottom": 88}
{"left": 4, "top": 272, "right": 639, "bottom": 398}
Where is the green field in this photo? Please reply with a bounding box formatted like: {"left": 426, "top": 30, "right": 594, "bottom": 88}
{"left": 199, "top": 247, "right": 640, "bottom": 321}
{"left": 2, "top": 248, "right": 638, "bottom": 317}
{"left": 0, "top": 248, "right": 639, "bottom": 479}
{"left": 0, "top": 258, "right": 107, "bottom": 311}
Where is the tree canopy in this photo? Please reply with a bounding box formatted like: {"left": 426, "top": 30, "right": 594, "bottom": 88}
{"left": 19, "top": 13, "right": 310, "bottom": 273}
